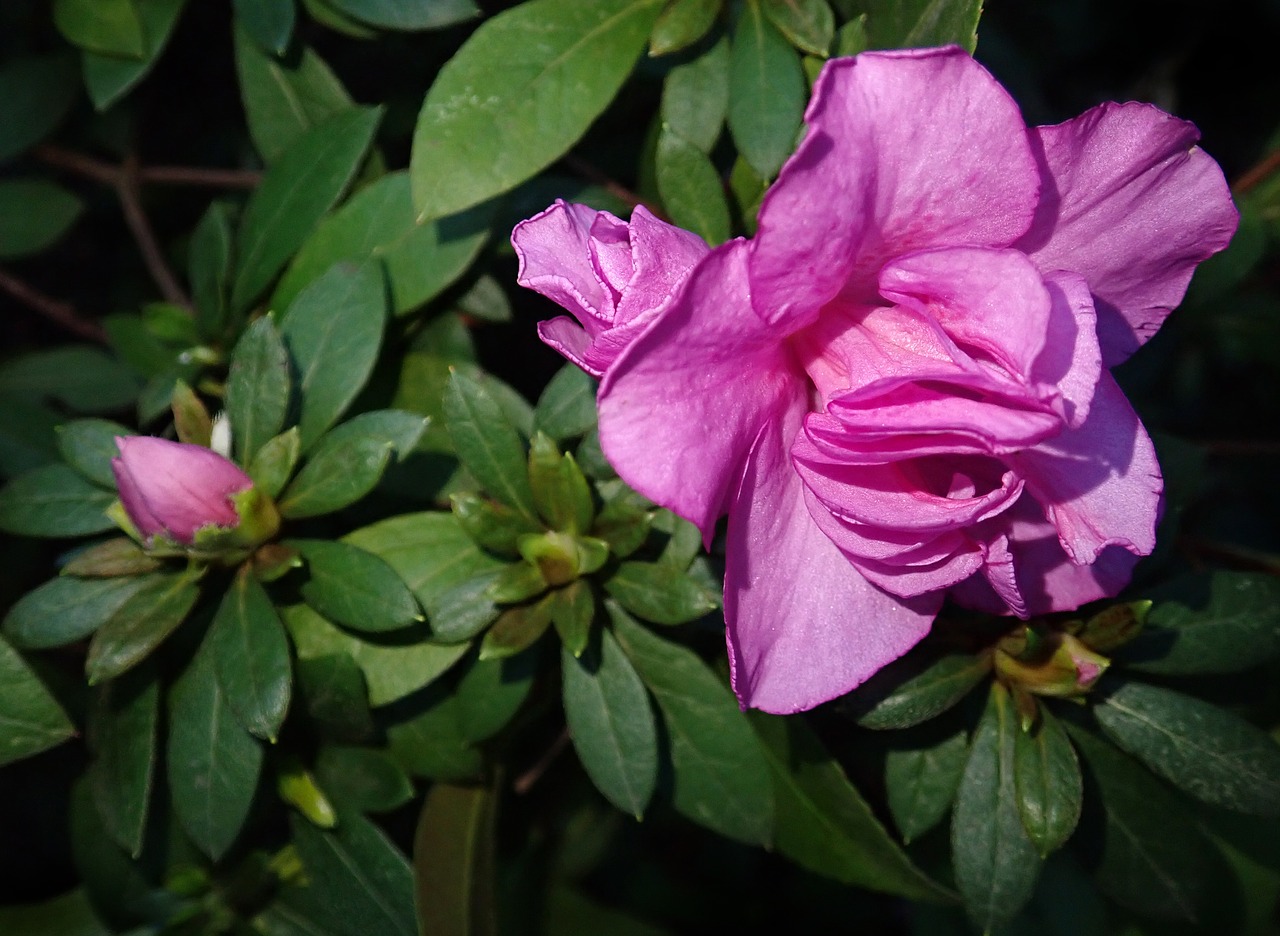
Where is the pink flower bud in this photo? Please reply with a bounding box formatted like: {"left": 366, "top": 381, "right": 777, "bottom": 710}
{"left": 111, "top": 436, "right": 255, "bottom": 545}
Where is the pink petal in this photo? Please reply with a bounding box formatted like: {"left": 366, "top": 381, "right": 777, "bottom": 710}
{"left": 598, "top": 240, "right": 803, "bottom": 540}
{"left": 614, "top": 206, "right": 710, "bottom": 329}
{"left": 1033, "top": 271, "right": 1101, "bottom": 428}
{"left": 750, "top": 47, "right": 1041, "bottom": 331}
{"left": 512, "top": 200, "right": 617, "bottom": 326}
{"left": 1018, "top": 102, "right": 1238, "bottom": 365}
{"left": 113, "top": 437, "right": 251, "bottom": 544}
{"left": 725, "top": 399, "right": 938, "bottom": 713}
{"left": 536, "top": 317, "right": 598, "bottom": 377}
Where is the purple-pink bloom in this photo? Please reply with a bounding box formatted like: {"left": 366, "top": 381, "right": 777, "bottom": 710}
{"left": 516, "top": 48, "right": 1237, "bottom": 714}
{"left": 112, "top": 436, "right": 254, "bottom": 545}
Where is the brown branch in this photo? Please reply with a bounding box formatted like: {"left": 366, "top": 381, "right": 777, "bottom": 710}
{"left": 117, "top": 154, "right": 192, "bottom": 309}
{"left": 562, "top": 154, "right": 665, "bottom": 217}
{"left": 0, "top": 266, "right": 107, "bottom": 344}
{"left": 31, "top": 144, "right": 118, "bottom": 185}
{"left": 513, "top": 727, "right": 571, "bottom": 795}
{"left": 1233, "top": 148, "right": 1280, "bottom": 196}
{"left": 141, "top": 165, "right": 261, "bottom": 189}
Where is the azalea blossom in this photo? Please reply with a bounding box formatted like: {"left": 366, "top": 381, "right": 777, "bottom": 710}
{"left": 517, "top": 47, "right": 1237, "bottom": 714}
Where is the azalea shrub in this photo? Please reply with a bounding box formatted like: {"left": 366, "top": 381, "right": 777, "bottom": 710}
{"left": 1, "top": 1, "right": 1279, "bottom": 934}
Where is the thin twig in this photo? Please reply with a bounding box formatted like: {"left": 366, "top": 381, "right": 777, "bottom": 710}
{"left": 117, "top": 153, "right": 192, "bottom": 310}
{"left": 141, "top": 165, "right": 261, "bottom": 189}
{"left": 562, "top": 154, "right": 664, "bottom": 217}
{"left": 0, "top": 266, "right": 107, "bottom": 343}
{"left": 31, "top": 144, "right": 118, "bottom": 185}
{"left": 1233, "top": 148, "right": 1280, "bottom": 196}
{"left": 1180, "top": 536, "right": 1280, "bottom": 575}
{"left": 513, "top": 727, "right": 571, "bottom": 795}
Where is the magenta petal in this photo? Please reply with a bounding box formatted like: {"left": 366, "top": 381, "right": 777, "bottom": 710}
{"left": 1033, "top": 271, "right": 1101, "bottom": 428}
{"left": 1019, "top": 102, "right": 1238, "bottom": 365}
{"left": 614, "top": 206, "right": 710, "bottom": 329}
{"left": 512, "top": 200, "right": 616, "bottom": 325}
{"left": 113, "top": 436, "right": 252, "bottom": 544}
{"left": 536, "top": 317, "right": 598, "bottom": 377}
{"left": 1013, "top": 373, "right": 1161, "bottom": 565}
{"left": 725, "top": 401, "right": 938, "bottom": 713}
{"left": 598, "top": 240, "right": 803, "bottom": 540}
{"left": 750, "top": 47, "right": 1040, "bottom": 331}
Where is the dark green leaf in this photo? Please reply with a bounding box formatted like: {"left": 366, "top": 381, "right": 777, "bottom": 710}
{"left": 0, "top": 346, "right": 140, "bottom": 412}
{"left": 297, "top": 654, "right": 375, "bottom": 743}
{"left": 610, "top": 604, "right": 773, "bottom": 844}
{"left": 413, "top": 781, "right": 497, "bottom": 936}
{"left": 728, "top": 0, "right": 805, "bottom": 179}
{"left": 292, "top": 812, "right": 416, "bottom": 936}
{"left": 315, "top": 746, "right": 413, "bottom": 813}
{"left": 1121, "top": 571, "right": 1280, "bottom": 675}
{"left": 0, "top": 889, "right": 112, "bottom": 936}
{"left": 551, "top": 579, "right": 595, "bottom": 657}
{"left": 225, "top": 315, "right": 292, "bottom": 464}
{"left": 660, "top": 36, "right": 729, "bottom": 153}
{"left": 951, "top": 684, "right": 1041, "bottom": 931}
{"left": 87, "top": 663, "right": 159, "bottom": 857}
{"left": 429, "top": 572, "right": 503, "bottom": 644}
{"left": 655, "top": 129, "right": 731, "bottom": 245}
{"left": 450, "top": 492, "right": 543, "bottom": 557}
{"left": 1095, "top": 679, "right": 1280, "bottom": 817}
{"left": 528, "top": 433, "right": 594, "bottom": 533}
{"left": 861, "top": 0, "right": 981, "bottom": 52}
{"left": 189, "top": 203, "right": 234, "bottom": 338}
{"left": 478, "top": 595, "right": 555, "bottom": 661}
{"left": 885, "top": 728, "right": 968, "bottom": 844}
{"left": 533, "top": 364, "right": 597, "bottom": 442}
{"left": 845, "top": 650, "right": 991, "bottom": 730}
{"left": 326, "top": 0, "right": 478, "bottom": 30}
{"left": 231, "top": 106, "right": 382, "bottom": 312}
{"left": 62, "top": 538, "right": 163, "bottom": 577}
{"left": 410, "top": 0, "right": 664, "bottom": 221}
{"left": 169, "top": 637, "right": 264, "bottom": 860}
{"left": 234, "top": 30, "right": 353, "bottom": 164}
{"left": 0, "top": 463, "right": 115, "bottom": 537}
{"left": 274, "top": 172, "right": 490, "bottom": 317}
{"left": 0, "top": 179, "right": 82, "bottom": 258}
{"left": 752, "top": 712, "right": 952, "bottom": 900}
{"left": 82, "top": 0, "right": 186, "bottom": 110}
{"left": 453, "top": 652, "right": 536, "bottom": 743}
{"left": 0, "top": 393, "right": 61, "bottom": 478}
{"left": 57, "top": 418, "right": 130, "bottom": 488}
{"left": 649, "top": 0, "right": 722, "bottom": 55}
{"left": 386, "top": 697, "right": 483, "bottom": 781}
{"left": 0, "top": 54, "right": 79, "bottom": 161}
{"left": 0, "top": 633, "right": 76, "bottom": 766}
{"left": 1012, "top": 707, "right": 1081, "bottom": 855}
{"left": 604, "top": 560, "right": 717, "bottom": 625}
{"left": 444, "top": 370, "right": 537, "bottom": 517}
{"left": 249, "top": 427, "right": 302, "bottom": 499}
{"left": 763, "top": 0, "right": 833, "bottom": 55}
{"left": 294, "top": 538, "right": 422, "bottom": 633}
{"left": 234, "top": 0, "right": 294, "bottom": 54}
{"left": 86, "top": 572, "right": 200, "bottom": 683}
{"left": 591, "top": 488, "right": 651, "bottom": 557}
{"left": 210, "top": 568, "right": 292, "bottom": 740}
{"left": 563, "top": 631, "right": 658, "bottom": 817}
{"left": 54, "top": 0, "right": 144, "bottom": 56}
{"left": 4, "top": 574, "right": 149, "bottom": 648}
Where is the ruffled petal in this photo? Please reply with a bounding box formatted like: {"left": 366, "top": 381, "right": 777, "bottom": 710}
{"left": 598, "top": 240, "right": 803, "bottom": 540}
{"left": 1018, "top": 102, "right": 1238, "bottom": 365}
{"left": 1033, "top": 271, "right": 1101, "bottom": 428}
{"left": 750, "top": 47, "right": 1041, "bottom": 331}
{"left": 615, "top": 206, "right": 710, "bottom": 328}
{"left": 536, "top": 316, "right": 598, "bottom": 376}
{"left": 512, "top": 200, "right": 616, "bottom": 325}
{"left": 725, "top": 399, "right": 938, "bottom": 713}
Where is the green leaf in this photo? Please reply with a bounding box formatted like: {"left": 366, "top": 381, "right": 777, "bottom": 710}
{"left": 0, "top": 179, "right": 83, "bottom": 258}
{"left": 210, "top": 568, "right": 292, "bottom": 741}
{"left": 834, "top": 13, "right": 869, "bottom": 56}
{"left": 315, "top": 746, "right": 414, "bottom": 813}
{"left": 170, "top": 380, "right": 212, "bottom": 448}
{"left": 249, "top": 427, "right": 302, "bottom": 499}
{"left": 444, "top": 370, "right": 537, "bottom": 517}
{"left": 325, "top": 0, "right": 479, "bottom": 31}
{"left": 951, "top": 683, "right": 1041, "bottom": 932}
{"left": 4, "top": 574, "right": 149, "bottom": 648}
{"left": 0, "top": 463, "right": 115, "bottom": 537}
{"left": 450, "top": 493, "right": 543, "bottom": 557}
{"left": 660, "top": 36, "right": 730, "bottom": 153}
{"left": 234, "top": 30, "right": 354, "bottom": 164}
{"left": 0, "top": 889, "right": 112, "bottom": 936}
{"left": 1095, "top": 679, "right": 1280, "bottom": 817}
{"left": 274, "top": 172, "right": 490, "bottom": 317}
{"left": 1120, "top": 571, "right": 1280, "bottom": 675}
{"left": 386, "top": 697, "right": 484, "bottom": 781}
{"left": 189, "top": 203, "right": 234, "bottom": 339}
{"left": 0, "top": 346, "right": 140, "bottom": 413}
{"left": 1012, "top": 707, "right": 1081, "bottom": 856}
{"left": 649, "top": 0, "right": 722, "bottom": 55}
{"left": 604, "top": 561, "right": 717, "bottom": 625}
{"left": 845, "top": 650, "right": 992, "bottom": 729}
{"left": 410, "top": 0, "right": 664, "bottom": 221}
{"left": 533, "top": 364, "right": 598, "bottom": 442}
{"left": 751, "top": 712, "right": 952, "bottom": 901}
{"left": 0, "top": 54, "right": 79, "bottom": 162}
{"left": 0, "top": 393, "right": 61, "bottom": 478}
{"left": 82, "top": 0, "right": 187, "bottom": 110}
{"left": 551, "top": 579, "right": 595, "bottom": 657}
{"left": 528, "top": 433, "right": 594, "bottom": 533}
{"left": 87, "top": 663, "right": 159, "bottom": 857}
{"left": 234, "top": 0, "right": 294, "bottom": 54}
{"left": 1069, "top": 725, "right": 1236, "bottom": 924}
{"left": 62, "top": 538, "right": 163, "bottom": 577}
{"left": 455, "top": 274, "right": 511, "bottom": 323}
{"left": 413, "top": 781, "right": 498, "bottom": 936}
{"left": 279, "top": 263, "right": 386, "bottom": 448}
{"left": 0, "top": 633, "right": 75, "bottom": 767}
{"left": 54, "top": 0, "right": 144, "bottom": 57}
{"left": 231, "top": 106, "right": 382, "bottom": 312}
{"left": 610, "top": 604, "right": 773, "bottom": 845}
{"left": 762, "top": 0, "right": 833, "bottom": 55}
{"left": 453, "top": 652, "right": 536, "bottom": 743}
{"left": 86, "top": 572, "right": 200, "bottom": 684}
{"left": 225, "top": 315, "right": 292, "bottom": 464}
{"left": 291, "top": 812, "right": 416, "bottom": 936}
{"left": 294, "top": 538, "right": 422, "bottom": 633}
{"left": 169, "top": 637, "right": 264, "bottom": 860}
{"left": 655, "top": 129, "right": 731, "bottom": 245}
{"left": 297, "top": 654, "right": 375, "bottom": 743}
{"left": 478, "top": 595, "right": 555, "bottom": 661}
{"left": 861, "top": 0, "right": 981, "bottom": 52}
{"left": 885, "top": 727, "right": 968, "bottom": 844}
{"left": 563, "top": 632, "right": 658, "bottom": 817}
{"left": 728, "top": 0, "right": 805, "bottom": 179}
{"left": 57, "top": 418, "right": 131, "bottom": 488}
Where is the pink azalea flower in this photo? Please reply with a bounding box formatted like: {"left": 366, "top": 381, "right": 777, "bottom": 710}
{"left": 518, "top": 48, "right": 1237, "bottom": 714}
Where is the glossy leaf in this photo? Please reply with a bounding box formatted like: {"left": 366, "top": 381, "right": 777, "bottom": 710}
{"left": 444, "top": 370, "right": 537, "bottom": 517}
{"left": 728, "top": 0, "right": 805, "bottom": 179}
{"left": 0, "top": 633, "right": 76, "bottom": 767}
{"left": 660, "top": 36, "right": 729, "bottom": 153}
{"left": 551, "top": 579, "right": 596, "bottom": 657}
{"left": 297, "top": 654, "right": 376, "bottom": 743}
{"left": 231, "top": 106, "right": 382, "bottom": 312}
{"left": 0, "top": 179, "right": 83, "bottom": 258}
{"left": 563, "top": 632, "right": 659, "bottom": 817}
{"left": 533, "top": 364, "right": 597, "bottom": 442}
{"left": 210, "top": 568, "right": 293, "bottom": 741}
{"left": 234, "top": 0, "right": 294, "bottom": 54}
{"left": 293, "top": 538, "right": 422, "bottom": 633}
{"left": 87, "top": 663, "right": 159, "bottom": 857}
{"left": 414, "top": 781, "right": 498, "bottom": 936}
{"left": 885, "top": 728, "right": 968, "bottom": 844}
{"left": 845, "top": 650, "right": 991, "bottom": 730}
{"left": 54, "top": 0, "right": 144, "bottom": 57}
{"left": 189, "top": 203, "right": 234, "bottom": 338}
{"left": 82, "top": 0, "right": 186, "bottom": 110}
{"left": 4, "top": 574, "right": 150, "bottom": 648}
{"left": 479, "top": 595, "right": 555, "bottom": 661}
{"left": 410, "top": 0, "right": 664, "bottom": 221}
{"left": 0, "top": 54, "right": 79, "bottom": 162}
{"left": 655, "top": 129, "right": 731, "bottom": 246}
{"left": 0, "top": 346, "right": 139, "bottom": 413}
{"left": 453, "top": 651, "right": 536, "bottom": 743}
{"left": 0, "top": 463, "right": 116, "bottom": 537}
{"left": 1012, "top": 707, "right": 1081, "bottom": 855}
{"left": 386, "top": 697, "right": 484, "bottom": 782}
{"left": 248, "top": 427, "right": 301, "bottom": 499}
{"left": 86, "top": 572, "right": 200, "bottom": 684}
{"left": 528, "top": 433, "right": 594, "bottom": 533}
{"left": 610, "top": 604, "right": 773, "bottom": 845}
{"left": 62, "top": 538, "right": 163, "bottom": 578}
{"left": 1095, "top": 679, "right": 1280, "bottom": 817}
{"left": 861, "top": 0, "right": 981, "bottom": 52}
{"left": 604, "top": 561, "right": 718, "bottom": 626}
{"left": 451, "top": 493, "right": 543, "bottom": 557}
{"left": 57, "top": 418, "right": 131, "bottom": 488}
{"left": 315, "top": 745, "right": 414, "bottom": 813}
{"left": 169, "top": 638, "right": 264, "bottom": 860}
{"left": 326, "top": 0, "right": 479, "bottom": 30}
{"left": 225, "top": 315, "right": 292, "bottom": 464}
{"left": 649, "top": 0, "right": 722, "bottom": 55}
{"left": 762, "top": 0, "right": 834, "bottom": 55}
